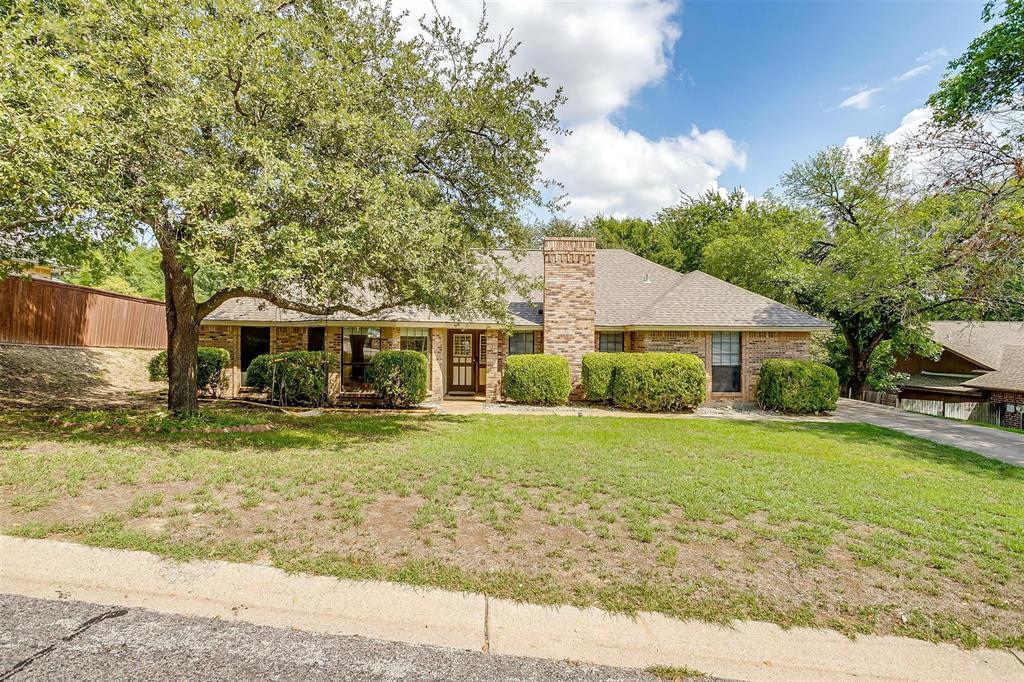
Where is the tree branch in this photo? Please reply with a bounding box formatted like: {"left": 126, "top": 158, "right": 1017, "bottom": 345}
{"left": 196, "top": 287, "right": 412, "bottom": 320}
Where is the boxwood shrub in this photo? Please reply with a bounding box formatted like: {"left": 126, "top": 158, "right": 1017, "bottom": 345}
{"left": 503, "top": 354, "right": 571, "bottom": 406}
{"left": 267, "top": 351, "right": 331, "bottom": 406}
{"left": 147, "top": 347, "right": 230, "bottom": 396}
{"left": 581, "top": 352, "right": 618, "bottom": 401}
{"left": 756, "top": 359, "right": 839, "bottom": 414}
{"left": 244, "top": 354, "right": 273, "bottom": 390}
{"left": 609, "top": 352, "right": 706, "bottom": 412}
{"left": 368, "top": 350, "right": 429, "bottom": 407}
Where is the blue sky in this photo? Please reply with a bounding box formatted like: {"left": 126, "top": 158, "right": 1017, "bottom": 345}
{"left": 400, "top": 1, "right": 988, "bottom": 217}
{"left": 624, "top": 1, "right": 986, "bottom": 195}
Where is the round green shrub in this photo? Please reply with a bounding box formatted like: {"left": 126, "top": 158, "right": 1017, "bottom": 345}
{"left": 245, "top": 354, "right": 273, "bottom": 390}
{"left": 582, "top": 353, "right": 618, "bottom": 401}
{"left": 503, "top": 354, "right": 571, "bottom": 406}
{"left": 269, "top": 351, "right": 331, "bottom": 406}
{"left": 368, "top": 350, "right": 429, "bottom": 407}
{"left": 147, "top": 347, "right": 230, "bottom": 396}
{"left": 756, "top": 359, "right": 839, "bottom": 414}
{"left": 610, "top": 352, "right": 706, "bottom": 412}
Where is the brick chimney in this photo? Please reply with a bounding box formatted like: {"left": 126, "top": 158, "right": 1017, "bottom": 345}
{"left": 543, "top": 236, "right": 596, "bottom": 393}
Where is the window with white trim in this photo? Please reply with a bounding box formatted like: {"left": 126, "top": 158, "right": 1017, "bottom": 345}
{"left": 712, "top": 331, "right": 741, "bottom": 392}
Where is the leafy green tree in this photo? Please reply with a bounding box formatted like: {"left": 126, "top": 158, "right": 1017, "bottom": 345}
{"left": 585, "top": 215, "right": 680, "bottom": 269}
{"left": 2, "top": 0, "right": 561, "bottom": 414}
{"left": 929, "top": 0, "right": 1024, "bottom": 125}
{"left": 656, "top": 189, "right": 746, "bottom": 273}
{"left": 66, "top": 246, "right": 169, "bottom": 300}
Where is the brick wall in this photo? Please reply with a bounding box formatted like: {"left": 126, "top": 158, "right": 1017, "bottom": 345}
{"left": 543, "top": 237, "right": 596, "bottom": 394}
{"left": 271, "top": 326, "right": 306, "bottom": 354}
{"left": 326, "top": 327, "right": 343, "bottom": 398}
{"left": 429, "top": 328, "right": 445, "bottom": 398}
{"left": 742, "top": 331, "right": 811, "bottom": 402}
{"left": 990, "top": 390, "right": 1024, "bottom": 429}
{"left": 486, "top": 329, "right": 507, "bottom": 402}
{"left": 199, "top": 325, "right": 241, "bottom": 397}
{"left": 629, "top": 330, "right": 712, "bottom": 398}
{"left": 382, "top": 327, "right": 401, "bottom": 350}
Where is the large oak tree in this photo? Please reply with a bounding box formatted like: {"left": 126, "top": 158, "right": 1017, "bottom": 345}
{"left": 1, "top": 0, "right": 562, "bottom": 414}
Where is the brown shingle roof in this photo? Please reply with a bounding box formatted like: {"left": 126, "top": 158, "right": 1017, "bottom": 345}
{"left": 960, "top": 346, "right": 1024, "bottom": 393}
{"left": 928, "top": 321, "right": 1024, "bottom": 371}
{"left": 204, "top": 249, "right": 831, "bottom": 330}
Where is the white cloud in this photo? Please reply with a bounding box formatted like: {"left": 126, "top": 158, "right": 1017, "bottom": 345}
{"left": 393, "top": 1, "right": 745, "bottom": 217}
{"left": 836, "top": 48, "right": 945, "bottom": 110}
{"left": 894, "top": 64, "right": 931, "bottom": 82}
{"left": 543, "top": 120, "right": 746, "bottom": 218}
{"left": 840, "top": 87, "right": 881, "bottom": 110}
{"left": 843, "top": 107, "right": 934, "bottom": 181}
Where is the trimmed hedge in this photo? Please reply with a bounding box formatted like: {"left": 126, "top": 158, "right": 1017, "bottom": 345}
{"left": 147, "top": 347, "right": 230, "bottom": 396}
{"left": 267, "top": 351, "right": 331, "bottom": 406}
{"left": 581, "top": 353, "right": 618, "bottom": 401}
{"left": 368, "top": 350, "right": 429, "bottom": 407}
{"left": 608, "top": 352, "right": 706, "bottom": 412}
{"left": 245, "top": 354, "right": 273, "bottom": 390}
{"left": 503, "top": 354, "right": 571, "bottom": 406}
{"left": 756, "top": 359, "right": 839, "bottom": 414}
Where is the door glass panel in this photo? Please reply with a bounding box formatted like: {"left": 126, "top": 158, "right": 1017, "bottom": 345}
{"left": 453, "top": 334, "right": 472, "bottom": 358}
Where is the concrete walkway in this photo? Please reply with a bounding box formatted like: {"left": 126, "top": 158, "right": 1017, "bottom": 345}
{"left": 834, "top": 398, "right": 1024, "bottom": 466}
{"left": 1, "top": 536, "right": 1020, "bottom": 682}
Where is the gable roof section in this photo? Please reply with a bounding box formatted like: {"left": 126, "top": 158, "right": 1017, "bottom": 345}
{"left": 928, "top": 321, "right": 1024, "bottom": 371}
{"left": 204, "top": 248, "right": 831, "bottom": 330}
{"left": 960, "top": 346, "right": 1024, "bottom": 393}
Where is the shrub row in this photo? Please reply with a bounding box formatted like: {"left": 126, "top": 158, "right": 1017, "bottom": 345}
{"left": 246, "top": 348, "right": 428, "bottom": 407}
{"left": 583, "top": 352, "right": 706, "bottom": 412}
{"left": 147, "top": 347, "right": 230, "bottom": 396}
{"left": 503, "top": 354, "right": 571, "bottom": 405}
{"left": 756, "top": 359, "right": 839, "bottom": 414}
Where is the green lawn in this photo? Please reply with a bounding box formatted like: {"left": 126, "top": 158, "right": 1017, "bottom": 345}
{"left": 1, "top": 407, "right": 1021, "bottom": 649}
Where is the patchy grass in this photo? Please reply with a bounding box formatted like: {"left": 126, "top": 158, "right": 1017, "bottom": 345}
{"left": 1, "top": 406, "right": 1022, "bottom": 650}
{"left": 646, "top": 665, "right": 710, "bottom": 681}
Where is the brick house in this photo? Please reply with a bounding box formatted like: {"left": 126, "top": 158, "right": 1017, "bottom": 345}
{"left": 201, "top": 237, "right": 831, "bottom": 404}
{"left": 895, "top": 321, "right": 1024, "bottom": 429}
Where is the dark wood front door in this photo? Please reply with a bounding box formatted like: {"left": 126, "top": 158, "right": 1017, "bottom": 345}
{"left": 448, "top": 330, "right": 478, "bottom": 394}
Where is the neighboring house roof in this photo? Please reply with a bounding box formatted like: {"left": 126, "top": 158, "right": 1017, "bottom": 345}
{"left": 204, "top": 249, "right": 831, "bottom": 330}
{"left": 928, "top": 321, "right": 1024, "bottom": 371}
{"left": 960, "top": 346, "right": 1024, "bottom": 393}
{"left": 899, "top": 372, "right": 984, "bottom": 396}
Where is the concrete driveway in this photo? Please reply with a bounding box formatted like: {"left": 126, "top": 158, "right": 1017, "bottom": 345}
{"left": 834, "top": 398, "right": 1024, "bottom": 466}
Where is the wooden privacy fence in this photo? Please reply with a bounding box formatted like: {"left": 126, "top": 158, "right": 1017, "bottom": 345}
{"left": 0, "top": 276, "right": 166, "bottom": 349}
{"left": 859, "top": 390, "right": 1001, "bottom": 426}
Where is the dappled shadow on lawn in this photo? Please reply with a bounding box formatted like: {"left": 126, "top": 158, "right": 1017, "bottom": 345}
{"left": 0, "top": 407, "right": 472, "bottom": 453}
{"left": 779, "top": 421, "right": 1023, "bottom": 479}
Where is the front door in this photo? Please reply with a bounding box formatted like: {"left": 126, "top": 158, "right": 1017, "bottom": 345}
{"left": 448, "top": 331, "right": 477, "bottom": 394}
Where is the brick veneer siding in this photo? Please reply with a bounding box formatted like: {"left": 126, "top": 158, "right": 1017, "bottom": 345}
{"left": 990, "top": 390, "right": 1024, "bottom": 429}
{"left": 382, "top": 327, "right": 401, "bottom": 350}
{"left": 543, "top": 237, "right": 596, "bottom": 394}
{"left": 199, "top": 325, "right": 241, "bottom": 397}
{"left": 271, "top": 326, "right": 306, "bottom": 354}
{"left": 429, "top": 328, "right": 445, "bottom": 398}
{"left": 742, "top": 331, "right": 811, "bottom": 402}
{"left": 485, "top": 329, "right": 507, "bottom": 402}
{"left": 629, "top": 330, "right": 713, "bottom": 398}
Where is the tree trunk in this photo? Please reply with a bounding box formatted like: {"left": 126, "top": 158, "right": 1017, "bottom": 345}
{"left": 845, "top": 346, "right": 871, "bottom": 400}
{"left": 161, "top": 251, "right": 200, "bottom": 416}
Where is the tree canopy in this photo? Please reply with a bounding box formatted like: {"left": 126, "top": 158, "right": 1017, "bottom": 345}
{"left": 2, "top": 0, "right": 562, "bottom": 413}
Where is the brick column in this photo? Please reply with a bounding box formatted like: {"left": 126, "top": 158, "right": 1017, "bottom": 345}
{"left": 199, "top": 325, "right": 241, "bottom": 397}
{"left": 542, "top": 237, "right": 596, "bottom": 395}
{"left": 382, "top": 327, "right": 401, "bottom": 350}
{"left": 429, "top": 328, "right": 445, "bottom": 398}
{"left": 326, "top": 326, "right": 343, "bottom": 399}
{"left": 485, "top": 329, "right": 506, "bottom": 402}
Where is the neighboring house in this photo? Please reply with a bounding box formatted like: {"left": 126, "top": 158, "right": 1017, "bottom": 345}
{"left": 895, "top": 321, "right": 1024, "bottom": 429}
{"left": 201, "top": 237, "right": 831, "bottom": 403}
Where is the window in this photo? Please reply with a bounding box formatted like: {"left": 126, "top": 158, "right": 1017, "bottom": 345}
{"left": 240, "top": 326, "right": 270, "bottom": 372}
{"left": 598, "top": 332, "right": 624, "bottom": 352}
{"left": 508, "top": 331, "right": 535, "bottom": 355}
{"left": 479, "top": 334, "right": 487, "bottom": 363}
{"left": 400, "top": 327, "right": 429, "bottom": 353}
{"left": 712, "top": 331, "right": 741, "bottom": 392}
{"left": 342, "top": 326, "right": 381, "bottom": 390}
{"left": 307, "top": 327, "right": 326, "bottom": 352}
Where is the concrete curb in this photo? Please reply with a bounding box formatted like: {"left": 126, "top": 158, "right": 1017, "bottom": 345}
{"left": 2, "top": 536, "right": 1021, "bottom": 682}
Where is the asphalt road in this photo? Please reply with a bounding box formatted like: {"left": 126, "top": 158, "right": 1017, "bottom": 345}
{"left": 0, "top": 593, "right": 709, "bottom": 681}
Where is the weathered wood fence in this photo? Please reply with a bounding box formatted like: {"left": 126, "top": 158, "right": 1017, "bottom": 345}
{"left": 0, "top": 276, "right": 166, "bottom": 349}
{"left": 859, "top": 390, "right": 1001, "bottom": 426}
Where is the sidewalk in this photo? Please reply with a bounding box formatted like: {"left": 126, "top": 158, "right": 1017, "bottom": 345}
{"left": 2, "top": 536, "right": 1021, "bottom": 682}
